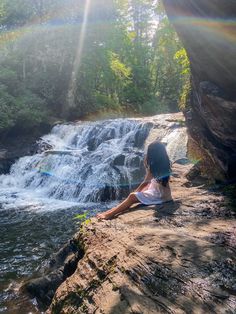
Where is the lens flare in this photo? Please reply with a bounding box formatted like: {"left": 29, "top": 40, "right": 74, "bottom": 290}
{"left": 173, "top": 16, "right": 236, "bottom": 44}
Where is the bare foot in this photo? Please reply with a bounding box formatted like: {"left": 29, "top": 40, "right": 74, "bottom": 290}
{"left": 96, "top": 211, "right": 114, "bottom": 220}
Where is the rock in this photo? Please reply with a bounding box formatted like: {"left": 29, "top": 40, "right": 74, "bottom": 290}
{"left": 163, "top": 0, "right": 236, "bottom": 181}
{"left": 0, "top": 149, "right": 7, "bottom": 159}
{"left": 45, "top": 164, "right": 236, "bottom": 314}
{"left": 134, "top": 123, "right": 153, "bottom": 148}
{"left": 0, "top": 123, "right": 52, "bottom": 174}
{"left": 199, "top": 81, "right": 226, "bottom": 99}
{"left": 21, "top": 240, "right": 84, "bottom": 311}
{"left": 87, "top": 125, "right": 116, "bottom": 151}
{"left": 113, "top": 154, "right": 126, "bottom": 166}
{"left": 31, "top": 139, "right": 53, "bottom": 154}
{"left": 0, "top": 149, "right": 12, "bottom": 174}
{"left": 99, "top": 185, "right": 117, "bottom": 202}
{"left": 87, "top": 137, "right": 97, "bottom": 151}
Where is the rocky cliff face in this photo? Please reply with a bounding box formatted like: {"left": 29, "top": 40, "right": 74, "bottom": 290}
{"left": 163, "top": 0, "right": 236, "bottom": 181}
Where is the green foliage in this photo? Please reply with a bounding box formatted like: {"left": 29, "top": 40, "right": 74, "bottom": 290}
{"left": 152, "top": 16, "right": 186, "bottom": 111}
{"left": 0, "top": 63, "right": 49, "bottom": 133}
{"left": 73, "top": 211, "right": 91, "bottom": 226}
{"left": 109, "top": 52, "right": 131, "bottom": 82}
{"left": 0, "top": 84, "right": 15, "bottom": 130}
{"left": 0, "top": 82, "right": 48, "bottom": 132}
{"left": 178, "top": 79, "right": 191, "bottom": 110}
{"left": 174, "top": 48, "right": 191, "bottom": 109}
{"left": 73, "top": 212, "right": 88, "bottom": 221}
{"left": 0, "top": 0, "right": 190, "bottom": 134}
{"left": 14, "top": 91, "right": 48, "bottom": 128}
{"left": 174, "top": 48, "right": 190, "bottom": 75}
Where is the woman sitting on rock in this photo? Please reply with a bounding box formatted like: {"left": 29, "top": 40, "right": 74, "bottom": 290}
{"left": 97, "top": 141, "right": 173, "bottom": 220}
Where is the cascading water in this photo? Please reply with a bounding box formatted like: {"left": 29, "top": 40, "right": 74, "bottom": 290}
{"left": 0, "top": 119, "right": 153, "bottom": 209}
{"left": 0, "top": 114, "right": 187, "bottom": 313}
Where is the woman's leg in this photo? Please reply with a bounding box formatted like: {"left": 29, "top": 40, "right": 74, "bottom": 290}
{"left": 97, "top": 193, "right": 139, "bottom": 220}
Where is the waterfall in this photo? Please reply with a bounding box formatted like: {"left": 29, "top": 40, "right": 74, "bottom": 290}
{"left": 0, "top": 114, "right": 187, "bottom": 211}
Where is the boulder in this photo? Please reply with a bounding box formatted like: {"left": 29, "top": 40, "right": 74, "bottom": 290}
{"left": 163, "top": 0, "right": 236, "bottom": 180}
{"left": 113, "top": 154, "right": 126, "bottom": 166}
{"left": 21, "top": 240, "right": 83, "bottom": 311}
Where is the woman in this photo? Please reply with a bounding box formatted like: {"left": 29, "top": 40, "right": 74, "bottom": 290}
{"left": 97, "top": 141, "right": 172, "bottom": 220}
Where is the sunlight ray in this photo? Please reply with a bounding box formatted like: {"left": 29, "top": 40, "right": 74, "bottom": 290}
{"left": 67, "top": 0, "right": 92, "bottom": 110}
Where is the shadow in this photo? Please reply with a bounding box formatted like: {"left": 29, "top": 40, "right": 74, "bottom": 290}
{"left": 153, "top": 200, "right": 181, "bottom": 218}
{"left": 101, "top": 194, "right": 236, "bottom": 313}
{"left": 108, "top": 284, "right": 172, "bottom": 314}
{"left": 113, "top": 200, "right": 181, "bottom": 219}
{"left": 106, "top": 234, "right": 236, "bottom": 314}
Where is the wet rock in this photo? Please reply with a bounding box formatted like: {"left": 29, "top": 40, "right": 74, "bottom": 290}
{"left": 134, "top": 123, "right": 153, "bottom": 148}
{"left": 0, "top": 149, "right": 12, "bottom": 174}
{"left": 87, "top": 136, "right": 97, "bottom": 151}
{"left": 31, "top": 139, "right": 53, "bottom": 154}
{"left": 99, "top": 185, "right": 117, "bottom": 202}
{"left": 87, "top": 125, "right": 117, "bottom": 151}
{"left": 21, "top": 240, "right": 84, "bottom": 311}
{"left": 113, "top": 154, "right": 125, "bottom": 166}
{"left": 128, "top": 155, "right": 142, "bottom": 168}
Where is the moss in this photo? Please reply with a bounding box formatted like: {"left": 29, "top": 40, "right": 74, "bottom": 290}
{"left": 83, "top": 218, "right": 91, "bottom": 226}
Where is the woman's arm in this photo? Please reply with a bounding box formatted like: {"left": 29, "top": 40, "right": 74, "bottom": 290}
{"left": 134, "top": 168, "right": 153, "bottom": 192}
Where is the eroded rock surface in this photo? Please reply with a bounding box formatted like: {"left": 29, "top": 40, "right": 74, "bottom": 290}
{"left": 163, "top": 0, "right": 236, "bottom": 180}
{"left": 46, "top": 164, "right": 236, "bottom": 314}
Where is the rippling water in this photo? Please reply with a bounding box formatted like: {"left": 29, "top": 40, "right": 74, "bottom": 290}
{"left": 0, "top": 203, "right": 110, "bottom": 314}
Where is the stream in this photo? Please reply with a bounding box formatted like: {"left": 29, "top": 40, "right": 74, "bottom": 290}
{"left": 0, "top": 114, "right": 187, "bottom": 313}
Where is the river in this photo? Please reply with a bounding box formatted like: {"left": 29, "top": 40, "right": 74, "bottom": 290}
{"left": 0, "top": 113, "right": 187, "bottom": 313}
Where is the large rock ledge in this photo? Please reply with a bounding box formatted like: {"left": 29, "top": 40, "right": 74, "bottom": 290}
{"left": 32, "top": 163, "right": 236, "bottom": 314}
{"left": 163, "top": 0, "right": 236, "bottom": 180}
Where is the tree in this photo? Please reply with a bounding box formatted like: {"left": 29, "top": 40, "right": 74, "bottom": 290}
{"left": 0, "top": 0, "right": 189, "bottom": 135}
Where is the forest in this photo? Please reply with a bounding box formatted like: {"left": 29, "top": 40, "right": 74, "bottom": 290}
{"left": 0, "top": 0, "right": 189, "bottom": 136}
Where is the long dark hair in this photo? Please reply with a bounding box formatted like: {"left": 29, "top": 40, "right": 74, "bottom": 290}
{"left": 146, "top": 141, "right": 171, "bottom": 187}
